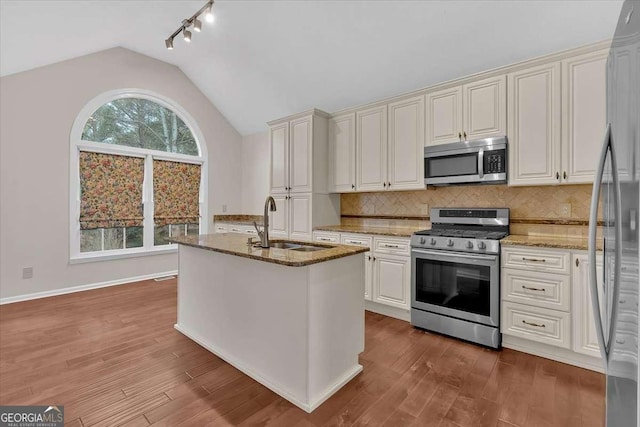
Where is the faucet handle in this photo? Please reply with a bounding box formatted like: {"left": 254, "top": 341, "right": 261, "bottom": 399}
{"left": 253, "top": 221, "right": 264, "bottom": 238}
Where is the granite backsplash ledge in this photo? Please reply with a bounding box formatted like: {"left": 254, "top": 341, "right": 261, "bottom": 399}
{"left": 340, "top": 184, "right": 594, "bottom": 221}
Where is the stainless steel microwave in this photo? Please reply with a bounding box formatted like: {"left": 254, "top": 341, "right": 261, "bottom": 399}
{"left": 424, "top": 136, "right": 507, "bottom": 186}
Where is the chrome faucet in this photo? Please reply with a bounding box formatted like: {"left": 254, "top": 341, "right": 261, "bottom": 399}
{"left": 254, "top": 196, "right": 277, "bottom": 248}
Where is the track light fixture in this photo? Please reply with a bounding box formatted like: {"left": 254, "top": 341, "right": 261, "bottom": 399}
{"left": 165, "top": 0, "right": 214, "bottom": 50}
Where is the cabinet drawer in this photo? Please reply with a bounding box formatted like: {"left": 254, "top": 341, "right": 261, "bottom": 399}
{"left": 312, "top": 231, "right": 340, "bottom": 243}
{"left": 502, "top": 268, "right": 570, "bottom": 311}
{"left": 341, "top": 234, "right": 373, "bottom": 249}
{"left": 373, "top": 237, "right": 410, "bottom": 256}
{"left": 502, "top": 246, "right": 570, "bottom": 274}
{"left": 502, "top": 301, "right": 570, "bottom": 349}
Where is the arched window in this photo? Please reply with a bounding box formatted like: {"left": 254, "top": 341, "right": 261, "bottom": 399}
{"left": 70, "top": 90, "right": 208, "bottom": 262}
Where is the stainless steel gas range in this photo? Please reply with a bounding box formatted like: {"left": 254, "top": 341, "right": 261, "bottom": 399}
{"left": 410, "top": 208, "right": 509, "bottom": 349}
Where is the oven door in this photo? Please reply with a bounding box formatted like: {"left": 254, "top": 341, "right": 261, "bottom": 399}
{"left": 411, "top": 248, "right": 499, "bottom": 327}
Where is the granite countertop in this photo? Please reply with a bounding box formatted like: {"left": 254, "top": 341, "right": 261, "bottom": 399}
{"left": 501, "top": 235, "right": 602, "bottom": 251}
{"left": 313, "top": 224, "right": 422, "bottom": 237}
{"left": 214, "top": 215, "right": 263, "bottom": 226}
{"left": 169, "top": 234, "right": 368, "bottom": 267}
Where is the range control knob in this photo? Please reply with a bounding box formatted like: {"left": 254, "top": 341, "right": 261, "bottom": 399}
{"left": 447, "top": 239, "right": 454, "bottom": 247}
{"left": 419, "top": 237, "right": 426, "bottom": 244}
{"left": 430, "top": 238, "right": 437, "bottom": 245}
{"left": 466, "top": 241, "right": 474, "bottom": 249}
{"left": 478, "top": 241, "right": 486, "bottom": 250}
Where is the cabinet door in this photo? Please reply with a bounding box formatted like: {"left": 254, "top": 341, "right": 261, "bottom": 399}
{"left": 373, "top": 253, "right": 410, "bottom": 309}
{"left": 356, "top": 105, "right": 388, "bottom": 191}
{"left": 268, "top": 194, "right": 289, "bottom": 238}
{"left": 561, "top": 50, "right": 608, "bottom": 184}
{"left": 328, "top": 113, "right": 356, "bottom": 193}
{"left": 572, "top": 253, "right": 604, "bottom": 359}
{"left": 388, "top": 95, "right": 425, "bottom": 190}
{"left": 289, "top": 193, "right": 312, "bottom": 241}
{"left": 463, "top": 75, "right": 506, "bottom": 141}
{"left": 269, "top": 123, "right": 289, "bottom": 194}
{"left": 289, "top": 116, "right": 313, "bottom": 193}
{"left": 508, "top": 63, "right": 562, "bottom": 186}
{"left": 426, "top": 86, "right": 463, "bottom": 145}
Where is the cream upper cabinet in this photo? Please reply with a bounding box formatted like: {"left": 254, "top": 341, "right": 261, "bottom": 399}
{"left": 572, "top": 253, "right": 604, "bottom": 359}
{"left": 388, "top": 95, "right": 425, "bottom": 190}
{"left": 426, "top": 76, "right": 506, "bottom": 146}
{"left": 508, "top": 63, "right": 562, "bottom": 186}
{"left": 463, "top": 75, "right": 507, "bottom": 141}
{"left": 561, "top": 49, "right": 608, "bottom": 184}
{"left": 356, "top": 105, "right": 388, "bottom": 191}
{"left": 426, "top": 86, "right": 462, "bottom": 145}
{"left": 328, "top": 113, "right": 356, "bottom": 193}
{"left": 289, "top": 116, "right": 313, "bottom": 193}
{"left": 270, "top": 123, "right": 289, "bottom": 194}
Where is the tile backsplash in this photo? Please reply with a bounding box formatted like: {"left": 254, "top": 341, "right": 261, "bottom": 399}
{"left": 341, "top": 184, "right": 593, "bottom": 221}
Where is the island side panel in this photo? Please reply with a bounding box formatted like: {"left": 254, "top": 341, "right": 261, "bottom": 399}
{"left": 175, "top": 245, "right": 310, "bottom": 406}
{"left": 307, "top": 253, "right": 365, "bottom": 409}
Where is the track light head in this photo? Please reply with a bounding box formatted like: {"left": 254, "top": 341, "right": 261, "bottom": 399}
{"left": 165, "top": 38, "right": 174, "bottom": 50}
{"left": 204, "top": 4, "right": 214, "bottom": 23}
{"left": 183, "top": 29, "right": 192, "bottom": 42}
{"left": 193, "top": 17, "right": 202, "bottom": 32}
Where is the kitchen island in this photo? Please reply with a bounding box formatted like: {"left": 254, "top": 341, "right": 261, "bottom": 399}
{"left": 169, "top": 233, "right": 368, "bottom": 412}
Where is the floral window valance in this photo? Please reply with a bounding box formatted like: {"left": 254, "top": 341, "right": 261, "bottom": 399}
{"left": 153, "top": 160, "right": 201, "bottom": 227}
{"left": 79, "top": 151, "right": 145, "bottom": 230}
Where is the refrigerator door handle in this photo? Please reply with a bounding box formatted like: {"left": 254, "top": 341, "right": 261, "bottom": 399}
{"left": 588, "top": 124, "right": 612, "bottom": 362}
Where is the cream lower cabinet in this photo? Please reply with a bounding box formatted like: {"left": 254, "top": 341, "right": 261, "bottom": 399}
{"left": 502, "top": 245, "right": 605, "bottom": 372}
{"left": 312, "top": 231, "right": 411, "bottom": 315}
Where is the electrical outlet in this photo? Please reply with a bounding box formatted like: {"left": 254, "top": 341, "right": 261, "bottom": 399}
{"left": 560, "top": 203, "right": 572, "bottom": 217}
{"left": 22, "top": 267, "right": 33, "bottom": 279}
{"left": 222, "top": 204, "right": 227, "bottom": 213}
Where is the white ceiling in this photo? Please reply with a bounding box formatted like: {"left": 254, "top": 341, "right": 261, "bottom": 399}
{"left": 0, "top": 0, "right": 624, "bottom": 135}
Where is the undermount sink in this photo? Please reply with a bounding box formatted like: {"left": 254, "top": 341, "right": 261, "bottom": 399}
{"left": 267, "top": 241, "right": 328, "bottom": 252}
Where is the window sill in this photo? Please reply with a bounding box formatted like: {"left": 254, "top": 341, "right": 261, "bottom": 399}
{"left": 70, "top": 246, "right": 178, "bottom": 264}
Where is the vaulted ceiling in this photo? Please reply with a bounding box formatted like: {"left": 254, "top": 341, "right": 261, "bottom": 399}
{"left": 0, "top": 0, "right": 623, "bottom": 135}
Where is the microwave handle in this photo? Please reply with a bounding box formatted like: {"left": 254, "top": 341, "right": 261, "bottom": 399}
{"left": 478, "top": 149, "right": 484, "bottom": 179}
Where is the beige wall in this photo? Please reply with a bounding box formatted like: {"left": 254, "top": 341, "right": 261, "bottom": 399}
{"left": 241, "top": 131, "right": 270, "bottom": 214}
{"left": 0, "top": 47, "right": 243, "bottom": 300}
{"left": 341, "top": 184, "right": 593, "bottom": 220}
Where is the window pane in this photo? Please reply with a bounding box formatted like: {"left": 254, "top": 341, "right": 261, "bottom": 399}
{"left": 82, "top": 98, "right": 199, "bottom": 155}
{"left": 187, "top": 223, "right": 199, "bottom": 236}
{"left": 171, "top": 224, "right": 186, "bottom": 238}
{"left": 155, "top": 225, "right": 170, "bottom": 246}
{"left": 103, "top": 228, "right": 124, "bottom": 250}
{"left": 80, "top": 229, "right": 102, "bottom": 252}
{"left": 125, "top": 227, "right": 143, "bottom": 248}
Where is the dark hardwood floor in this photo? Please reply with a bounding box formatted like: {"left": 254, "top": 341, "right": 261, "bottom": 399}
{"left": 0, "top": 278, "right": 605, "bottom": 426}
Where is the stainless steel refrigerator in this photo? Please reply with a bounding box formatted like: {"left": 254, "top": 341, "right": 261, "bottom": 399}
{"left": 588, "top": 1, "right": 639, "bottom": 425}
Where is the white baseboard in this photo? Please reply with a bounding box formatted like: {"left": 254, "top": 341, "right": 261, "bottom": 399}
{"left": 175, "top": 323, "right": 362, "bottom": 413}
{"left": 365, "top": 300, "right": 410, "bottom": 322}
{"left": 0, "top": 270, "right": 178, "bottom": 305}
{"left": 503, "top": 335, "right": 604, "bottom": 373}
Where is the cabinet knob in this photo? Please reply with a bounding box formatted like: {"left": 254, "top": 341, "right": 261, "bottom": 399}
{"left": 352, "top": 184, "right": 355, "bottom": 190}
{"left": 463, "top": 131, "right": 467, "bottom": 140}
{"left": 387, "top": 182, "right": 391, "bottom": 188}
{"left": 556, "top": 171, "right": 560, "bottom": 180}
{"left": 576, "top": 258, "right": 580, "bottom": 267}
{"left": 383, "top": 182, "right": 387, "bottom": 188}
{"left": 563, "top": 171, "right": 567, "bottom": 180}
{"left": 458, "top": 132, "right": 462, "bottom": 140}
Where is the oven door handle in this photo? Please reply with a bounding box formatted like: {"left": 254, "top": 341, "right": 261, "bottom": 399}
{"left": 411, "top": 248, "right": 498, "bottom": 262}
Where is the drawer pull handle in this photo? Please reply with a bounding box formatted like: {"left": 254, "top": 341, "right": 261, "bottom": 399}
{"left": 620, "top": 299, "right": 626, "bottom": 304}
{"left": 384, "top": 244, "right": 400, "bottom": 248}
{"left": 318, "top": 237, "right": 331, "bottom": 241}
{"left": 522, "top": 257, "right": 546, "bottom": 263}
{"left": 522, "top": 320, "right": 546, "bottom": 328}
{"left": 522, "top": 285, "right": 545, "bottom": 292}
{"left": 346, "top": 240, "right": 363, "bottom": 245}
{"left": 616, "top": 339, "right": 626, "bottom": 345}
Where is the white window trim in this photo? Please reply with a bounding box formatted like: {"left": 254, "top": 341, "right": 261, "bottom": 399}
{"left": 69, "top": 89, "right": 209, "bottom": 263}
